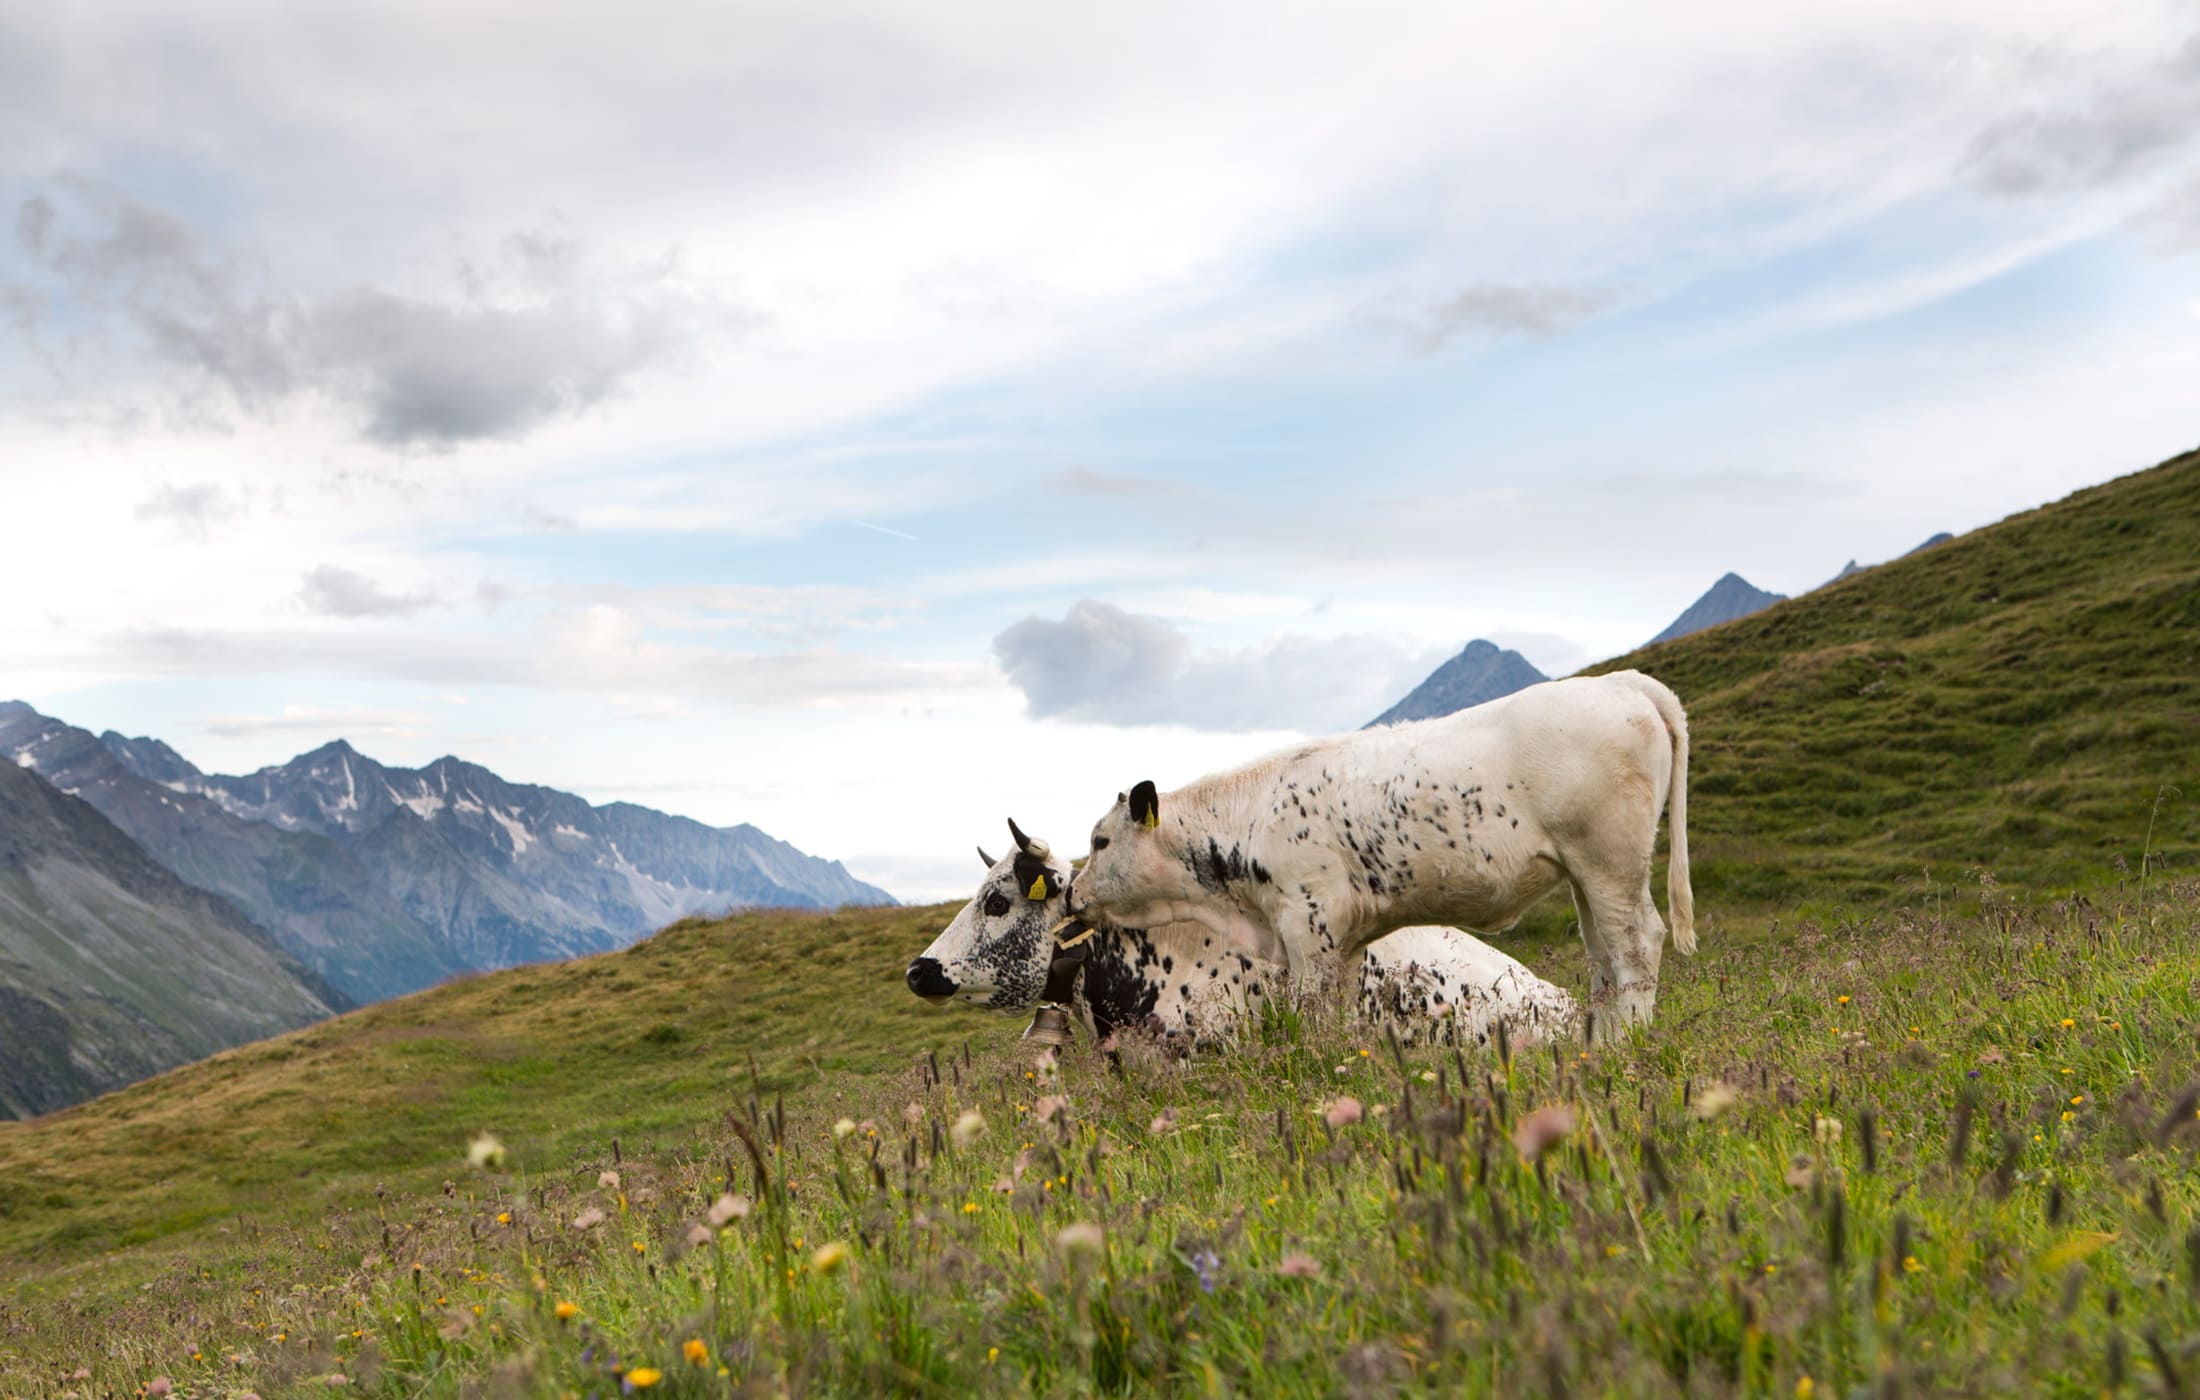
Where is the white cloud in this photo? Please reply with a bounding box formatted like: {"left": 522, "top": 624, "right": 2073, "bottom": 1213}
{"left": 994, "top": 599, "right": 1443, "bottom": 733}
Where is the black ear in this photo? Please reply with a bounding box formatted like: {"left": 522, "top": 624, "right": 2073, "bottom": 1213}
{"left": 1011, "top": 854, "right": 1058, "bottom": 902}
{"left": 977, "top": 845, "right": 997, "bottom": 869}
{"left": 1129, "top": 780, "right": 1160, "bottom": 829}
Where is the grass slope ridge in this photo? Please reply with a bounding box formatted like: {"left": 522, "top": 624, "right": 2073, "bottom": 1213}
{"left": 1593, "top": 447, "right": 2200, "bottom": 911}
{"left": 0, "top": 758, "right": 344, "bottom": 1119}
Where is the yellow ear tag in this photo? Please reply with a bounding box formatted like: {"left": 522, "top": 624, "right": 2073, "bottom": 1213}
{"left": 1028, "top": 874, "right": 1049, "bottom": 900}
{"left": 1142, "top": 808, "right": 1159, "bottom": 829}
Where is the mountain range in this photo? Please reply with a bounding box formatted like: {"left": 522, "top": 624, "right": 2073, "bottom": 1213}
{"left": 0, "top": 754, "right": 344, "bottom": 1117}
{"left": 1366, "top": 640, "right": 1549, "bottom": 727}
{"left": 0, "top": 704, "right": 893, "bottom": 1007}
{"left": 1648, "top": 571, "right": 1789, "bottom": 645}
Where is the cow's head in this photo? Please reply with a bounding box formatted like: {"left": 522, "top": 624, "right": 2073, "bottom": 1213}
{"left": 905, "top": 819, "right": 1071, "bottom": 1011}
{"left": 1071, "top": 779, "right": 1194, "bottom": 923}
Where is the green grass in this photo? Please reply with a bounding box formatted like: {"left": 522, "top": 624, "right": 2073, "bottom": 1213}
{"left": 6, "top": 878, "right": 2197, "bottom": 1396}
{"left": 3, "top": 446, "right": 2198, "bottom": 1396}
{"left": 1583, "top": 445, "right": 2200, "bottom": 914}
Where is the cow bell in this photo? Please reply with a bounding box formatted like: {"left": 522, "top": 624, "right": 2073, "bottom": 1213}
{"left": 1022, "top": 1003, "right": 1075, "bottom": 1049}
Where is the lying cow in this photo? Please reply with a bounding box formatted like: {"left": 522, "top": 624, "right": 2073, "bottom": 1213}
{"left": 905, "top": 821, "right": 1577, "bottom": 1047}
{"left": 1069, "top": 670, "right": 1693, "bottom": 1039}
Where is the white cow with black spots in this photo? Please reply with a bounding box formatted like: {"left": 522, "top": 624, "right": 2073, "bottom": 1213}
{"left": 1068, "top": 670, "right": 1693, "bottom": 1039}
{"left": 906, "top": 822, "right": 1577, "bottom": 1047}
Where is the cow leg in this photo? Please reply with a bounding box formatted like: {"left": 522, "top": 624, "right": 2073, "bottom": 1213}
{"left": 1573, "top": 871, "right": 1666, "bottom": 1041}
{"left": 1286, "top": 890, "right": 1354, "bottom": 1017}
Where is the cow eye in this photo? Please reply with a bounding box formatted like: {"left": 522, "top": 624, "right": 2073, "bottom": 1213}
{"left": 1091, "top": 835, "right": 1110, "bottom": 850}
{"left": 983, "top": 890, "right": 1012, "bottom": 918}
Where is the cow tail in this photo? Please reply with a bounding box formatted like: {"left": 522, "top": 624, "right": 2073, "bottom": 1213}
{"left": 1632, "top": 672, "right": 1696, "bottom": 955}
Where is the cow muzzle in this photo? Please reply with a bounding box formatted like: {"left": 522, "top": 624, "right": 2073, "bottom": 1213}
{"left": 904, "top": 956, "right": 957, "bottom": 1002}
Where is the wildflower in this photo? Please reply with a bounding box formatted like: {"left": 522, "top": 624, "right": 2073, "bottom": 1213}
{"left": 683, "top": 1339, "right": 709, "bottom": 1367}
{"left": 1796, "top": 1379, "right": 1814, "bottom": 1399}
{"left": 1512, "top": 1103, "right": 1576, "bottom": 1159}
{"left": 1837, "top": 996, "right": 1850, "bottom": 1006}
{"left": 811, "top": 1241, "right": 851, "bottom": 1274}
{"left": 2061, "top": 1018, "right": 2075, "bottom": 1029}
{"left": 1691, "top": 1083, "right": 1739, "bottom": 1121}
{"left": 707, "top": 1193, "right": 751, "bottom": 1227}
{"left": 1324, "top": 1096, "right": 1364, "bottom": 1129}
{"left": 627, "top": 1368, "right": 663, "bottom": 1389}
{"left": 2061, "top": 1111, "right": 2074, "bottom": 1123}
{"left": 1359, "top": 1048, "right": 1370, "bottom": 1057}
{"left": 686, "top": 1223, "right": 714, "bottom": 1247}
{"left": 1057, "top": 1222, "right": 1106, "bottom": 1258}
{"left": 148, "top": 1380, "right": 174, "bottom": 1397}
{"left": 833, "top": 1117, "right": 858, "bottom": 1142}
{"left": 988, "top": 1348, "right": 1000, "bottom": 1364}
{"left": 1148, "top": 1108, "right": 1178, "bottom": 1135}
{"left": 964, "top": 1201, "right": 980, "bottom": 1214}
{"left": 1277, "top": 1252, "right": 1322, "bottom": 1278}
{"left": 1902, "top": 1255, "right": 1923, "bottom": 1274}
{"left": 1187, "top": 1247, "right": 1222, "bottom": 1294}
{"left": 571, "top": 1207, "right": 605, "bottom": 1230}
{"left": 598, "top": 1169, "right": 620, "bottom": 1190}
{"left": 632, "top": 1240, "right": 646, "bottom": 1255}
{"left": 495, "top": 1211, "right": 512, "bottom": 1225}
{"left": 2070, "top": 1095, "right": 2084, "bottom": 1106}
{"left": 555, "top": 1301, "right": 579, "bottom": 1321}
{"left": 466, "top": 1133, "right": 507, "bottom": 1170}
{"left": 952, "top": 1109, "right": 986, "bottom": 1147}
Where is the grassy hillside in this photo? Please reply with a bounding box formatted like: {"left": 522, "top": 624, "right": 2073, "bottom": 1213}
{"left": 5, "top": 880, "right": 2198, "bottom": 1396}
{"left": 5, "top": 448, "right": 2198, "bottom": 1395}
{"left": 1584, "top": 446, "right": 2200, "bottom": 914}
{"left": 0, "top": 904, "right": 967, "bottom": 1264}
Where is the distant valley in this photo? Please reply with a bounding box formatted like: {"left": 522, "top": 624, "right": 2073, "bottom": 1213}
{"left": 0, "top": 755, "right": 342, "bottom": 1117}
{"left": 0, "top": 705, "right": 894, "bottom": 1010}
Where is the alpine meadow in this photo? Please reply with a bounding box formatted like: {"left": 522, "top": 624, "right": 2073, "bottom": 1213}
{"left": 2, "top": 448, "right": 2196, "bottom": 1397}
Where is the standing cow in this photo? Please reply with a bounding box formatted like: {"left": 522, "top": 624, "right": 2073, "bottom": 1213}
{"left": 907, "top": 821, "right": 1576, "bottom": 1046}
{"left": 1068, "top": 671, "right": 1693, "bottom": 1038}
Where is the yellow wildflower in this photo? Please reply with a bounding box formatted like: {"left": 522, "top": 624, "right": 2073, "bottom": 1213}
{"left": 627, "top": 1367, "right": 663, "bottom": 1389}
{"left": 1837, "top": 996, "right": 1850, "bottom": 1006}
{"left": 555, "top": 1301, "right": 579, "bottom": 1321}
{"left": 683, "top": 1339, "right": 709, "bottom": 1366}
{"left": 2060, "top": 1018, "right": 2075, "bottom": 1029}
{"left": 495, "top": 1211, "right": 511, "bottom": 1225}
{"left": 1797, "top": 1379, "right": 1815, "bottom": 1399}
{"left": 1902, "top": 1255, "right": 1923, "bottom": 1274}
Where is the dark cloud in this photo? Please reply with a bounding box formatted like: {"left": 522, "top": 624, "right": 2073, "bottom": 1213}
{"left": 298, "top": 565, "right": 437, "bottom": 619}
{"left": 1403, "top": 282, "right": 1622, "bottom": 353}
{"left": 1960, "top": 34, "right": 2200, "bottom": 196}
{"left": 1046, "top": 466, "right": 1178, "bottom": 497}
{"left": 994, "top": 599, "right": 1442, "bottom": 733}
{"left": 7, "top": 183, "right": 719, "bottom": 448}
{"left": 133, "top": 483, "right": 238, "bottom": 540}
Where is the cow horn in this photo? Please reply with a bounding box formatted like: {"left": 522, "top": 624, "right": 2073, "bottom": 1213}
{"left": 977, "top": 845, "right": 997, "bottom": 869}
{"left": 1007, "top": 817, "right": 1049, "bottom": 861}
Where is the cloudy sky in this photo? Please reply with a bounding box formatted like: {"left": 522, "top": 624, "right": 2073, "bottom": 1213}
{"left": 4, "top": 1, "right": 2197, "bottom": 900}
